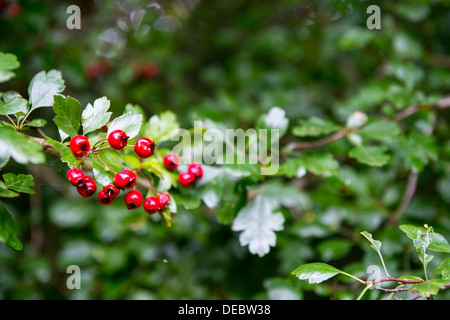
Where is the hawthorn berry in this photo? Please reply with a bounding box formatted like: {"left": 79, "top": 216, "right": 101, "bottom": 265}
{"left": 108, "top": 130, "right": 129, "bottom": 150}
{"left": 164, "top": 154, "right": 179, "bottom": 171}
{"left": 158, "top": 193, "right": 171, "bottom": 211}
{"left": 103, "top": 183, "right": 120, "bottom": 198}
{"left": 66, "top": 168, "right": 86, "bottom": 187}
{"left": 187, "top": 163, "right": 203, "bottom": 180}
{"left": 77, "top": 176, "right": 97, "bottom": 198}
{"left": 178, "top": 172, "right": 196, "bottom": 188}
{"left": 113, "top": 170, "right": 137, "bottom": 189}
{"left": 125, "top": 190, "right": 143, "bottom": 210}
{"left": 134, "top": 137, "right": 155, "bottom": 158}
{"left": 144, "top": 196, "right": 159, "bottom": 214}
{"left": 70, "top": 135, "right": 91, "bottom": 158}
{"left": 98, "top": 189, "right": 115, "bottom": 205}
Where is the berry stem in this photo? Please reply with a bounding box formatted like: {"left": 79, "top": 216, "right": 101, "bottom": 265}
{"left": 75, "top": 150, "right": 92, "bottom": 169}
{"left": 139, "top": 171, "right": 157, "bottom": 196}
{"left": 93, "top": 146, "right": 112, "bottom": 152}
{"left": 93, "top": 152, "right": 118, "bottom": 175}
{"left": 92, "top": 138, "right": 108, "bottom": 149}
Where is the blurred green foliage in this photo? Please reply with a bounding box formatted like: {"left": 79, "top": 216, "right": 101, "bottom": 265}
{"left": 0, "top": 0, "right": 450, "bottom": 300}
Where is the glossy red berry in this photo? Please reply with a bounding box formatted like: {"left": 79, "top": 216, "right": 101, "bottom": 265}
{"left": 134, "top": 138, "right": 155, "bottom": 158}
{"left": 164, "top": 154, "right": 179, "bottom": 171}
{"left": 77, "top": 176, "right": 97, "bottom": 198}
{"left": 125, "top": 190, "right": 143, "bottom": 210}
{"left": 103, "top": 183, "right": 120, "bottom": 198}
{"left": 108, "top": 130, "right": 129, "bottom": 150}
{"left": 66, "top": 168, "right": 86, "bottom": 187}
{"left": 98, "top": 189, "right": 115, "bottom": 205}
{"left": 187, "top": 163, "right": 203, "bottom": 180}
{"left": 158, "top": 193, "right": 171, "bottom": 211}
{"left": 113, "top": 170, "right": 137, "bottom": 189}
{"left": 178, "top": 172, "right": 196, "bottom": 188}
{"left": 144, "top": 196, "right": 159, "bottom": 214}
{"left": 70, "top": 135, "right": 91, "bottom": 158}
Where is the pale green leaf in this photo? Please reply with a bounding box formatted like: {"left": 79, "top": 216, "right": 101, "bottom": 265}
{"left": 349, "top": 145, "right": 390, "bottom": 167}
{"left": 107, "top": 111, "right": 143, "bottom": 140}
{"left": 28, "top": 70, "right": 65, "bottom": 110}
{"left": 81, "top": 96, "right": 112, "bottom": 135}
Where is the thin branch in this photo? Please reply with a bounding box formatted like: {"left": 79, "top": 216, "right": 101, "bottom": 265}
{"left": 283, "top": 128, "right": 350, "bottom": 152}
{"left": 392, "top": 171, "right": 419, "bottom": 221}
{"left": 394, "top": 95, "right": 450, "bottom": 121}
{"left": 363, "top": 277, "right": 424, "bottom": 286}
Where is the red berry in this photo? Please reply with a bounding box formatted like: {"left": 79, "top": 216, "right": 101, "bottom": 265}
{"left": 144, "top": 196, "right": 159, "bottom": 214}
{"left": 125, "top": 190, "right": 143, "bottom": 210}
{"left": 66, "top": 168, "right": 86, "bottom": 187}
{"left": 70, "top": 135, "right": 91, "bottom": 158}
{"left": 98, "top": 189, "right": 115, "bottom": 205}
{"left": 103, "top": 183, "right": 120, "bottom": 198}
{"left": 178, "top": 172, "right": 196, "bottom": 188}
{"left": 134, "top": 137, "right": 155, "bottom": 158}
{"left": 187, "top": 163, "right": 203, "bottom": 180}
{"left": 108, "top": 130, "right": 129, "bottom": 150}
{"left": 113, "top": 170, "right": 137, "bottom": 189}
{"left": 158, "top": 193, "right": 171, "bottom": 210}
{"left": 77, "top": 176, "right": 97, "bottom": 198}
{"left": 164, "top": 154, "right": 179, "bottom": 171}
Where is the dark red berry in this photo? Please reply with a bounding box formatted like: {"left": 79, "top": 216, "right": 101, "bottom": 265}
{"left": 187, "top": 163, "right": 203, "bottom": 180}
{"left": 144, "top": 196, "right": 159, "bottom": 214}
{"left": 164, "top": 154, "right": 179, "bottom": 171}
{"left": 77, "top": 176, "right": 97, "bottom": 198}
{"left": 125, "top": 190, "right": 143, "bottom": 210}
{"left": 108, "top": 130, "right": 129, "bottom": 150}
{"left": 158, "top": 193, "right": 171, "bottom": 211}
{"left": 113, "top": 170, "right": 137, "bottom": 189}
{"left": 134, "top": 137, "right": 155, "bottom": 158}
{"left": 103, "top": 183, "right": 120, "bottom": 198}
{"left": 98, "top": 189, "right": 114, "bottom": 205}
{"left": 70, "top": 135, "right": 91, "bottom": 158}
{"left": 66, "top": 168, "right": 86, "bottom": 187}
{"left": 178, "top": 172, "right": 196, "bottom": 188}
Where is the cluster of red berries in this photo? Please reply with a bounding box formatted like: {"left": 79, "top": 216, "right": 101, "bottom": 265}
{"left": 163, "top": 154, "right": 203, "bottom": 188}
{"left": 66, "top": 130, "right": 170, "bottom": 214}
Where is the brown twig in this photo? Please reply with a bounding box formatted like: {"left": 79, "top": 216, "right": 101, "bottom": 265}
{"left": 283, "top": 128, "right": 350, "bottom": 152}
{"left": 394, "top": 95, "right": 450, "bottom": 121}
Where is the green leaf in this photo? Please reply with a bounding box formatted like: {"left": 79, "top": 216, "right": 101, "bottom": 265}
{"left": 359, "top": 120, "right": 401, "bottom": 143}
{"left": 81, "top": 96, "right": 112, "bottom": 135}
{"left": 0, "top": 52, "right": 20, "bottom": 83}
{"left": 0, "top": 126, "right": 45, "bottom": 164}
{"left": 292, "top": 263, "right": 344, "bottom": 284}
{"left": 52, "top": 95, "right": 81, "bottom": 138}
{"left": 399, "top": 224, "right": 437, "bottom": 270}
{"left": 433, "top": 258, "right": 450, "bottom": 280}
{"left": 396, "top": 132, "right": 437, "bottom": 172}
{"left": 2, "top": 173, "right": 35, "bottom": 194}
{"left": 145, "top": 111, "right": 180, "bottom": 142}
{"left": 0, "top": 145, "right": 11, "bottom": 168}
{"left": 28, "top": 70, "right": 65, "bottom": 110}
{"left": 0, "top": 181, "right": 19, "bottom": 198}
{"left": 92, "top": 161, "right": 114, "bottom": 187}
{"left": 25, "top": 118, "right": 47, "bottom": 128}
{"left": 46, "top": 137, "right": 78, "bottom": 168}
{"left": 107, "top": 111, "right": 143, "bottom": 140}
{"left": 0, "top": 201, "right": 23, "bottom": 250}
{"left": 231, "top": 195, "right": 285, "bottom": 257}
{"left": 409, "top": 279, "right": 448, "bottom": 298}
{"left": 0, "top": 95, "right": 28, "bottom": 116}
{"left": 292, "top": 117, "right": 339, "bottom": 137}
{"left": 360, "top": 231, "right": 382, "bottom": 253}
{"left": 348, "top": 145, "right": 390, "bottom": 167}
